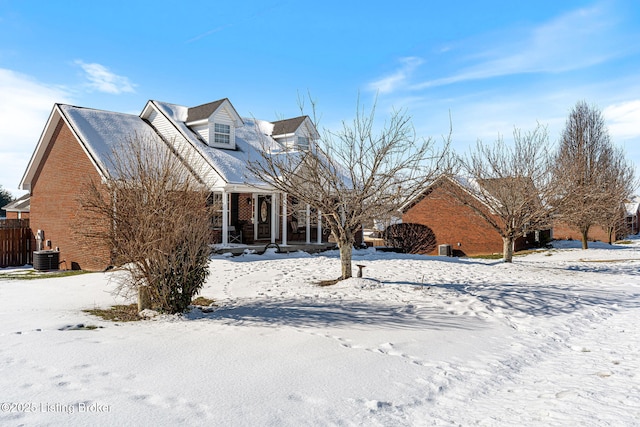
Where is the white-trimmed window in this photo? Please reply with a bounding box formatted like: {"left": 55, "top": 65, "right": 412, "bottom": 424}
{"left": 297, "top": 136, "right": 310, "bottom": 150}
{"left": 214, "top": 123, "right": 231, "bottom": 145}
{"left": 208, "top": 193, "right": 223, "bottom": 228}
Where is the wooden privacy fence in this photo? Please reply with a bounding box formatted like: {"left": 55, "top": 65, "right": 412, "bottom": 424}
{"left": 0, "top": 219, "right": 32, "bottom": 267}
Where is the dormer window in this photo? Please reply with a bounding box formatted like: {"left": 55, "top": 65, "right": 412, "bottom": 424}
{"left": 271, "top": 116, "right": 319, "bottom": 152}
{"left": 186, "top": 98, "right": 243, "bottom": 150}
{"left": 297, "top": 136, "right": 310, "bottom": 150}
{"left": 214, "top": 123, "right": 231, "bottom": 145}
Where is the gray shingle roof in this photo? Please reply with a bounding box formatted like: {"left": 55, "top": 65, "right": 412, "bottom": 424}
{"left": 2, "top": 193, "right": 30, "bottom": 212}
{"left": 272, "top": 116, "right": 307, "bottom": 136}
{"left": 186, "top": 99, "right": 227, "bottom": 123}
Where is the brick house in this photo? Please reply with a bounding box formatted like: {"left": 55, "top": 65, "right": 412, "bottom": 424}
{"left": 552, "top": 197, "right": 638, "bottom": 243}
{"left": 19, "top": 98, "right": 328, "bottom": 271}
{"left": 550, "top": 222, "right": 611, "bottom": 243}
{"left": 625, "top": 197, "right": 640, "bottom": 235}
{"left": 1, "top": 194, "right": 30, "bottom": 219}
{"left": 401, "top": 175, "right": 548, "bottom": 256}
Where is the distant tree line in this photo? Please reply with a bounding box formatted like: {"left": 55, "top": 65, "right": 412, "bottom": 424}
{"left": 0, "top": 185, "right": 14, "bottom": 217}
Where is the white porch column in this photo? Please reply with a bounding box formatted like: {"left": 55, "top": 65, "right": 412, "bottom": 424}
{"left": 253, "top": 194, "right": 258, "bottom": 240}
{"left": 270, "top": 193, "right": 277, "bottom": 244}
{"left": 317, "top": 210, "right": 322, "bottom": 244}
{"left": 305, "top": 204, "right": 311, "bottom": 244}
{"left": 282, "top": 193, "right": 288, "bottom": 246}
{"left": 221, "top": 190, "right": 229, "bottom": 245}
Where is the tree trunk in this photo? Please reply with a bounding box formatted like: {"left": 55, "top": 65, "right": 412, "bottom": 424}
{"left": 138, "top": 286, "right": 152, "bottom": 311}
{"left": 580, "top": 226, "right": 590, "bottom": 249}
{"left": 502, "top": 237, "right": 514, "bottom": 263}
{"left": 339, "top": 240, "right": 353, "bottom": 279}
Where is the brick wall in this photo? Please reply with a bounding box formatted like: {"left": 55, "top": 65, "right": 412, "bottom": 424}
{"left": 5, "top": 211, "right": 30, "bottom": 220}
{"left": 552, "top": 221, "right": 610, "bottom": 243}
{"left": 237, "top": 193, "right": 254, "bottom": 223}
{"left": 402, "top": 184, "right": 504, "bottom": 256}
{"left": 30, "top": 119, "right": 110, "bottom": 271}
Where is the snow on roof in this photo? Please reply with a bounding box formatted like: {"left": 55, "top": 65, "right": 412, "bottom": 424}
{"left": 402, "top": 174, "right": 537, "bottom": 214}
{"left": 154, "top": 101, "right": 289, "bottom": 186}
{"left": 60, "top": 104, "right": 161, "bottom": 178}
{"left": 625, "top": 201, "right": 639, "bottom": 216}
{"left": 2, "top": 193, "right": 30, "bottom": 212}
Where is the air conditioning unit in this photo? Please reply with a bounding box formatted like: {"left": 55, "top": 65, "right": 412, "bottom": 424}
{"left": 438, "top": 244, "right": 452, "bottom": 256}
{"left": 33, "top": 250, "right": 60, "bottom": 271}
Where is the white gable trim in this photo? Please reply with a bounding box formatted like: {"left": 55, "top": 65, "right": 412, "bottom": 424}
{"left": 298, "top": 116, "right": 320, "bottom": 140}
{"left": 272, "top": 117, "right": 320, "bottom": 140}
{"left": 209, "top": 100, "right": 243, "bottom": 127}
{"left": 19, "top": 105, "right": 108, "bottom": 191}
{"left": 272, "top": 117, "right": 320, "bottom": 151}
{"left": 141, "top": 101, "right": 227, "bottom": 187}
{"left": 185, "top": 99, "right": 243, "bottom": 128}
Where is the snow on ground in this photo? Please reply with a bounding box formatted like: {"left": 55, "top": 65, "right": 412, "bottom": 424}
{"left": 1, "top": 240, "right": 639, "bottom": 426}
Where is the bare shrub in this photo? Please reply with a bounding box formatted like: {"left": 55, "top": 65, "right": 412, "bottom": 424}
{"left": 383, "top": 223, "right": 437, "bottom": 254}
{"left": 77, "top": 134, "right": 212, "bottom": 313}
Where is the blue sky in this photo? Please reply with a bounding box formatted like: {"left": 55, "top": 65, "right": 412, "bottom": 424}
{"left": 1, "top": 0, "right": 640, "bottom": 196}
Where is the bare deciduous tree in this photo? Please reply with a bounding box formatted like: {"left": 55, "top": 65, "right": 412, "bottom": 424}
{"left": 599, "top": 147, "right": 636, "bottom": 244}
{"left": 249, "top": 98, "right": 448, "bottom": 279}
{"left": 450, "top": 125, "right": 553, "bottom": 262}
{"left": 552, "top": 101, "right": 635, "bottom": 249}
{"left": 77, "top": 134, "right": 212, "bottom": 313}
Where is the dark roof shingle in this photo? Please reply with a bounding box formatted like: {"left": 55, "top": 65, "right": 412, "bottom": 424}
{"left": 186, "top": 99, "right": 227, "bottom": 123}
{"left": 272, "top": 116, "right": 307, "bottom": 136}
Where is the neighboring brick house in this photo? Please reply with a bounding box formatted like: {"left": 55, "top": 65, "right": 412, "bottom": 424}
{"left": 401, "top": 175, "right": 548, "bottom": 256}
{"left": 550, "top": 196, "right": 638, "bottom": 243}
{"left": 551, "top": 222, "right": 611, "bottom": 243}
{"left": 625, "top": 197, "right": 640, "bottom": 235}
{"left": 1, "top": 194, "right": 30, "bottom": 219}
{"left": 19, "top": 99, "right": 328, "bottom": 271}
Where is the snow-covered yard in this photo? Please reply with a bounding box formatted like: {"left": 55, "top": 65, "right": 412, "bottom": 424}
{"left": 1, "top": 240, "right": 639, "bottom": 426}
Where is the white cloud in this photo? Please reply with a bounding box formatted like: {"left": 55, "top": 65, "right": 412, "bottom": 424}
{"left": 604, "top": 100, "right": 640, "bottom": 140}
{"left": 412, "top": 4, "right": 627, "bottom": 90}
{"left": 0, "top": 69, "right": 73, "bottom": 195}
{"left": 75, "top": 60, "right": 136, "bottom": 94}
{"left": 368, "top": 57, "right": 423, "bottom": 94}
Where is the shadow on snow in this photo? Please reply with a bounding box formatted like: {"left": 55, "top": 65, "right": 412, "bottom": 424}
{"left": 186, "top": 298, "right": 483, "bottom": 331}
{"left": 414, "top": 281, "right": 640, "bottom": 318}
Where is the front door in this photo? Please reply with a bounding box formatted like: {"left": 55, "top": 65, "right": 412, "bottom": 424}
{"left": 257, "top": 195, "right": 271, "bottom": 239}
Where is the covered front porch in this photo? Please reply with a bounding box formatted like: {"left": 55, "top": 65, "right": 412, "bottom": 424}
{"left": 210, "top": 186, "right": 330, "bottom": 247}
{"left": 211, "top": 241, "right": 336, "bottom": 256}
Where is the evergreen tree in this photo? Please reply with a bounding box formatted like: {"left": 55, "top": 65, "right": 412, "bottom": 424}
{"left": 0, "top": 185, "right": 14, "bottom": 216}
